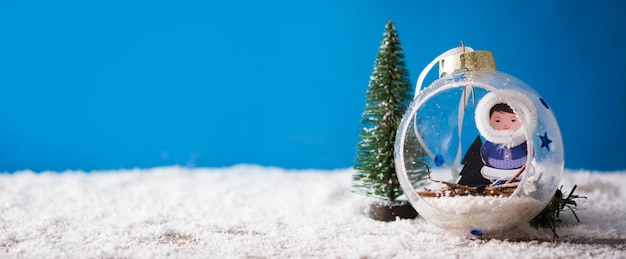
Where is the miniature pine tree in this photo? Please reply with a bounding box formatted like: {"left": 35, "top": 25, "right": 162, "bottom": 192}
{"left": 353, "top": 20, "right": 419, "bottom": 202}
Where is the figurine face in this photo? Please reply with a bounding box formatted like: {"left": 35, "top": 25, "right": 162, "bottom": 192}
{"left": 490, "top": 111, "right": 521, "bottom": 131}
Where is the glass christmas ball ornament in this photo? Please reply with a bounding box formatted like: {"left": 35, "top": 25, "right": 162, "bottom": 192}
{"left": 395, "top": 45, "right": 564, "bottom": 236}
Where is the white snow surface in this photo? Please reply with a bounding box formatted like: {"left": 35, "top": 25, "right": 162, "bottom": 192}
{"left": 1, "top": 165, "right": 625, "bottom": 258}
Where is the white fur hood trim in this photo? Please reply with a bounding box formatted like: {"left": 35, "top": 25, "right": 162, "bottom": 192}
{"left": 474, "top": 90, "right": 537, "bottom": 147}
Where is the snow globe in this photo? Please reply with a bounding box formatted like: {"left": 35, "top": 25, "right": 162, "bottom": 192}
{"left": 395, "top": 43, "right": 564, "bottom": 236}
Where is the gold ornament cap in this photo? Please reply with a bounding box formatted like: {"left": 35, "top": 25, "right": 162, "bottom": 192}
{"left": 439, "top": 48, "right": 496, "bottom": 77}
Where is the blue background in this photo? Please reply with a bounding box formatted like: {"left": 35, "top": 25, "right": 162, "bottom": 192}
{"left": 1, "top": 0, "right": 625, "bottom": 172}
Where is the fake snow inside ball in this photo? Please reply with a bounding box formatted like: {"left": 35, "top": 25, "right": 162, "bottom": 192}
{"left": 395, "top": 68, "right": 564, "bottom": 235}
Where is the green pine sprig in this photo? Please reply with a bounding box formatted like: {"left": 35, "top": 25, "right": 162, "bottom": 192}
{"left": 529, "top": 185, "right": 586, "bottom": 238}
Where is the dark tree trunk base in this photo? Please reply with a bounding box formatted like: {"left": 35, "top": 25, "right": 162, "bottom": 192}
{"left": 369, "top": 200, "right": 418, "bottom": 221}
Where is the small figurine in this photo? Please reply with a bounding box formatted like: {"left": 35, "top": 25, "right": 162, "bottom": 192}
{"left": 473, "top": 91, "right": 537, "bottom": 184}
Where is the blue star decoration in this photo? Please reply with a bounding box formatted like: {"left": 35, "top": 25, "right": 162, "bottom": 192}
{"left": 451, "top": 73, "right": 466, "bottom": 82}
{"left": 540, "top": 132, "right": 553, "bottom": 151}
